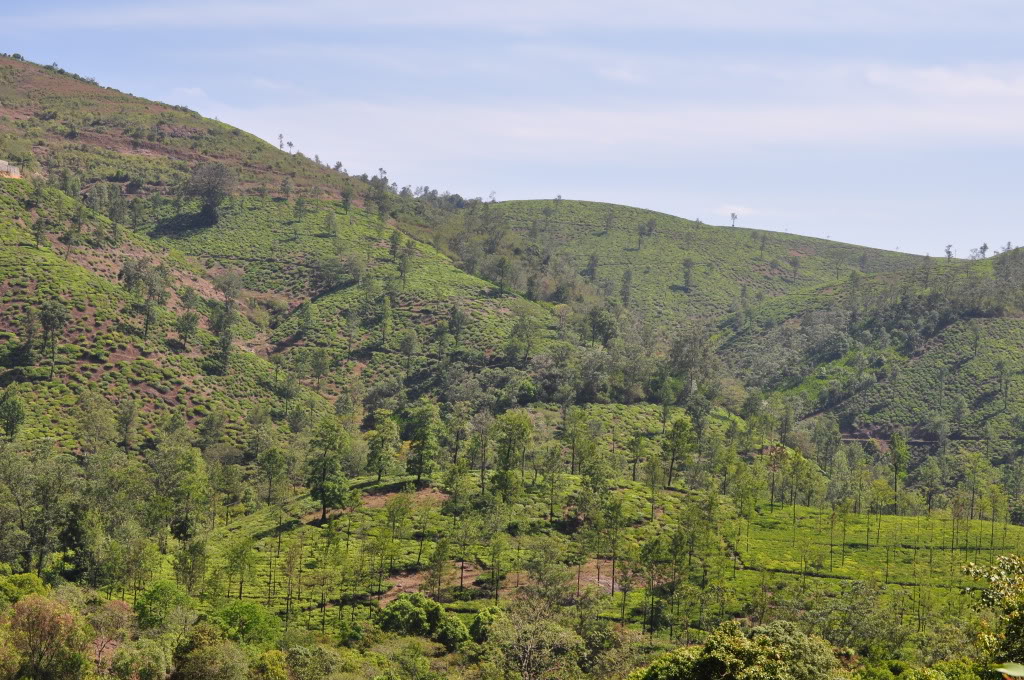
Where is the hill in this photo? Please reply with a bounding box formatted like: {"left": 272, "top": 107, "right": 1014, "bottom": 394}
{"left": 0, "top": 53, "right": 1022, "bottom": 680}
{"left": 402, "top": 196, "right": 926, "bottom": 327}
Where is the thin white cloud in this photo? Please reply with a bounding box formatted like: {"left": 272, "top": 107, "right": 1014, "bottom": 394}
{"left": 248, "top": 77, "right": 290, "bottom": 91}
{"left": 596, "top": 66, "right": 647, "bottom": 84}
{"left": 866, "top": 64, "right": 1024, "bottom": 97}
{"left": 171, "top": 86, "right": 206, "bottom": 98}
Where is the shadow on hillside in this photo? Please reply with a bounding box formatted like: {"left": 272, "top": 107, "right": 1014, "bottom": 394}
{"left": 150, "top": 211, "right": 215, "bottom": 238}
{"left": 0, "top": 367, "right": 32, "bottom": 388}
{"left": 253, "top": 518, "right": 301, "bottom": 541}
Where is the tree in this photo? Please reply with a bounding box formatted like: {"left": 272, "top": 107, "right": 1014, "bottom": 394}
{"left": 74, "top": 390, "right": 117, "bottom": 455}
{"left": 639, "top": 218, "right": 656, "bottom": 249}
{"left": 397, "top": 250, "right": 412, "bottom": 289}
{"left": 367, "top": 409, "right": 401, "bottom": 482}
{"left": 213, "top": 600, "right": 280, "bottom": 646}
{"left": 494, "top": 256, "right": 512, "bottom": 294}
{"left": 448, "top": 304, "right": 468, "bottom": 346}
{"left": 389, "top": 230, "right": 404, "bottom": 259}
{"left": 7, "top": 594, "right": 93, "bottom": 680}
{"left": 889, "top": 432, "right": 908, "bottom": 514}
{"left": 323, "top": 211, "right": 337, "bottom": 236}
{"left": 0, "top": 386, "right": 26, "bottom": 441}
{"left": 213, "top": 326, "right": 234, "bottom": 375}
{"left": 664, "top": 414, "right": 696, "bottom": 489}
{"left": 965, "top": 555, "right": 1024, "bottom": 662}
{"left": 399, "top": 328, "right": 419, "bottom": 376}
{"left": 494, "top": 409, "right": 533, "bottom": 485}
{"left": 182, "top": 162, "right": 236, "bottom": 223}
{"left": 256, "top": 446, "right": 288, "bottom": 505}
{"left": 19, "top": 306, "right": 40, "bottom": 361}
{"left": 177, "top": 641, "right": 249, "bottom": 680}
{"left": 39, "top": 298, "right": 69, "bottom": 379}
{"left": 380, "top": 296, "right": 394, "bottom": 345}
{"left": 406, "top": 400, "right": 442, "bottom": 484}
{"left": 308, "top": 417, "right": 351, "bottom": 521}
{"left": 621, "top": 268, "right": 634, "bottom": 307}
{"left": 538, "top": 443, "right": 565, "bottom": 521}
{"left": 180, "top": 286, "right": 202, "bottom": 312}
{"left": 176, "top": 311, "right": 200, "bottom": 350}
{"left": 173, "top": 538, "right": 209, "bottom": 596}
{"left": 730, "top": 211, "right": 738, "bottom": 227}
{"left": 682, "top": 258, "right": 695, "bottom": 291}
{"left": 487, "top": 600, "right": 584, "bottom": 680}
{"left": 31, "top": 217, "right": 48, "bottom": 248}
{"left": 133, "top": 580, "right": 192, "bottom": 630}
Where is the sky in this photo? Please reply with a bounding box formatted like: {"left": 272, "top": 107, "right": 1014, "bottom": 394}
{"left": 4, "top": 1, "right": 1024, "bottom": 255}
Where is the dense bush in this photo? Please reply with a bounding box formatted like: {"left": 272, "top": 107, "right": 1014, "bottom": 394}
{"left": 627, "top": 621, "right": 841, "bottom": 680}
{"left": 379, "top": 593, "right": 468, "bottom": 651}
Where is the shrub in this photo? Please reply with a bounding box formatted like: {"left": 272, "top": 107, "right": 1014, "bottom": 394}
{"left": 110, "top": 638, "right": 172, "bottom": 680}
{"left": 378, "top": 593, "right": 466, "bottom": 650}
{"left": 7, "top": 594, "right": 92, "bottom": 680}
{"left": 0, "top": 569, "right": 46, "bottom": 606}
{"left": 212, "top": 600, "right": 280, "bottom": 646}
{"left": 627, "top": 621, "right": 841, "bottom": 680}
{"left": 469, "top": 606, "right": 503, "bottom": 644}
{"left": 133, "top": 580, "right": 191, "bottom": 630}
{"left": 285, "top": 644, "right": 344, "bottom": 680}
{"left": 251, "top": 649, "right": 289, "bottom": 680}
{"left": 379, "top": 593, "right": 440, "bottom": 637}
{"left": 434, "top": 613, "right": 470, "bottom": 652}
{"left": 175, "top": 640, "right": 249, "bottom": 680}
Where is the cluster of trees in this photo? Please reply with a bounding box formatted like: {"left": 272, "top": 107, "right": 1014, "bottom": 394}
{"left": 726, "top": 246, "right": 1024, "bottom": 416}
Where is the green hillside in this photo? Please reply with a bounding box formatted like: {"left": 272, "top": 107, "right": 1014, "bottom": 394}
{"left": 404, "top": 197, "right": 925, "bottom": 325}
{"left": 0, "top": 53, "right": 1022, "bottom": 680}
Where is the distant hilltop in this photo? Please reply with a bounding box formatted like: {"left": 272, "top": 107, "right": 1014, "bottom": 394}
{"left": 0, "top": 160, "right": 20, "bottom": 178}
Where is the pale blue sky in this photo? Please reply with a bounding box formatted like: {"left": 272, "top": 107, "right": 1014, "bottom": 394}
{"left": 5, "top": 1, "right": 1024, "bottom": 255}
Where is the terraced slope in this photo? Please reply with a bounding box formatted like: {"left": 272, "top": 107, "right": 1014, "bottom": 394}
{"left": 0, "top": 177, "right": 334, "bottom": 448}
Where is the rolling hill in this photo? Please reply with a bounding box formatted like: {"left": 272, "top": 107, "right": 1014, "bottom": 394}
{"left": 1, "top": 53, "right": 1023, "bottom": 680}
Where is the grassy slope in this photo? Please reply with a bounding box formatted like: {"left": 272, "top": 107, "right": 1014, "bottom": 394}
{"left": 837, "top": 317, "right": 1024, "bottom": 439}
{"left": 487, "top": 199, "right": 923, "bottom": 323}
{"left": 0, "top": 55, "right": 356, "bottom": 197}
{"left": 0, "top": 54, "right": 555, "bottom": 435}
{"left": 0, "top": 177, "right": 327, "bottom": 447}
{"left": 1, "top": 54, "right": 1018, "bottom": 675}
{"left": 147, "top": 195, "right": 554, "bottom": 386}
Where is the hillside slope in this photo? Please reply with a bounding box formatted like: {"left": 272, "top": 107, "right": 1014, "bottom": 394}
{"left": 0, "top": 177, "right": 329, "bottom": 448}
{"left": 404, "top": 197, "right": 925, "bottom": 327}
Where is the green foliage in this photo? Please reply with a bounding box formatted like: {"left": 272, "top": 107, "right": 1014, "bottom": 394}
{"left": 469, "top": 606, "right": 503, "bottom": 644}
{"left": 134, "top": 580, "right": 191, "bottom": 630}
{"left": 175, "top": 640, "right": 249, "bottom": 680}
{"left": 0, "top": 567, "right": 45, "bottom": 605}
{"left": 379, "top": 593, "right": 467, "bottom": 651}
{"left": 379, "top": 593, "right": 442, "bottom": 638}
{"left": 628, "top": 621, "right": 841, "bottom": 680}
{"left": 110, "top": 638, "right": 172, "bottom": 680}
{"left": 2, "top": 51, "right": 1024, "bottom": 680}
{"left": 212, "top": 600, "right": 280, "bottom": 646}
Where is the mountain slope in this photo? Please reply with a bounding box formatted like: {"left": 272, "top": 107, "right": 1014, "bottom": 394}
{"left": 404, "top": 197, "right": 926, "bottom": 327}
